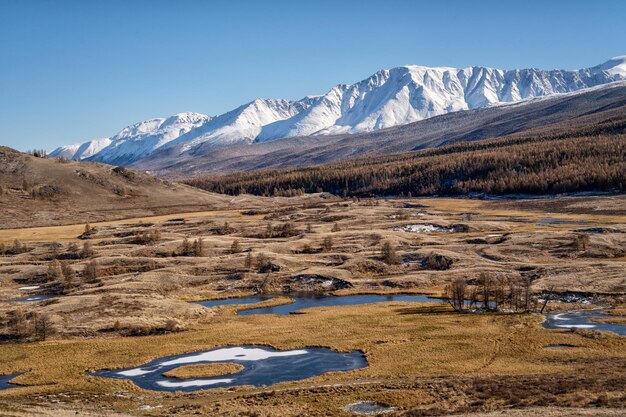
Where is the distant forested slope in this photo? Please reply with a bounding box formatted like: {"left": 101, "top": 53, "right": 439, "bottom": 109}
{"left": 184, "top": 123, "right": 626, "bottom": 197}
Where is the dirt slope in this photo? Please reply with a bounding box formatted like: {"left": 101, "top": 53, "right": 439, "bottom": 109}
{"left": 0, "top": 147, "right": 235, "bottom": 228}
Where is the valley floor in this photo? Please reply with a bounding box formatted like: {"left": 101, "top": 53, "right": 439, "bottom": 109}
{"left": 0, "top": 195, "right": 624, "bottom": 416}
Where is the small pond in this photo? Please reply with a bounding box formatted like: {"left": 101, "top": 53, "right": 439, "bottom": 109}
{"left": 1, "top": 295, "right": 56, "bottom": 303}
{"left": 542, "top": 309, "right": 626, "bottom": 336}
{"left": 0, "top": 373, "right": 21, "bottom": 391}
{"left": 91, "top": 345, "right": 366, "bottom": 392}
{"left": 197, "top": 294, "right": 444, "bottom": 316}
{"left": 197, "top": 296, "right": 274, "bottom": 309}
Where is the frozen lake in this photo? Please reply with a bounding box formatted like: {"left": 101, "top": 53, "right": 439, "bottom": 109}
{"left": 542, "top": 309, "right": 626, "bottom": 336}
{"left": 91, "top": 345, "right": 366, "bottom": 392}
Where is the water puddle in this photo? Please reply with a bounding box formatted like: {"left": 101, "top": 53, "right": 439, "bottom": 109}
{"left": 91, "top": 345, "right": 366, "bottom": 392}
{"left": 1, "top": 295, "right": 56, "bottom": 303}
{"left": 344, "top": 401, "right": 397, "bottom": 415}
{"left": 197, "top": 296, "right": 274, "bottom": 309}
{"left": 542, "top": 310, "right": 626, "bottom": 336}
{"left": 0, "top": 373, "right": 21, "bottom": 391}
{"left": 536, "top": 218, "right": 588, "bottom": 225}
{"left": 199, "top": 294, "right": 444, "bottom": 316}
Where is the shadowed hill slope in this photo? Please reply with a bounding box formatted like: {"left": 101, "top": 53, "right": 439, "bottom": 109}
{"left": 0, "top": 147, "right": 233, "bottom": 228}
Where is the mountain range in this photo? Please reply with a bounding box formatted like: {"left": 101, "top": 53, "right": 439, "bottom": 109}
{"left": 51, "top": 56, "right": 626, "bottom": 170}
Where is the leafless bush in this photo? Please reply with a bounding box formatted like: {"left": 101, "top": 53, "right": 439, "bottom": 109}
{"left": 423, "top": 253, "right": 453, "bottom": 270}
{"left": 381, "top": 241, "right": 399, "bottom": 265}
{"left": 322, "top": 236, "right": 333, "bottom": 252}
{"left": 83, "top": 260, "right": 99, "bottom": 283}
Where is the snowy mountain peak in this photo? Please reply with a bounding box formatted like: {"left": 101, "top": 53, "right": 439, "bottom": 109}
{"left": 594, "top": 56, "right": 626, "bottom": 77}
{"left": 52, "top": 57, "right": 626, "bottom": 166}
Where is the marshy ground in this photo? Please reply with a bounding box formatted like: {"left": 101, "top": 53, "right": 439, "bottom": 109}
{"left": 0, "top": 195, "right": 625, "bottom": 416}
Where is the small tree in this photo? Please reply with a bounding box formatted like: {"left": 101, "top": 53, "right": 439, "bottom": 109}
{"left": 331, "top": 223, "right": 341, "bottom": 232}
{"left": 180, "top": 238, "right": 191, "bottom": 255}
{"left": 381, "top": 241, "right": 399, "bottom": 265}
{"left": 7, "top": 309, "right": 30, "bottom": 339}
{"left": 244, "top": 252, "right": 253, "bottom": 270}
{"left": 574, "top": 234, "right": 590, "bottom": 251}
{"left": 33, "top": 313, "right": 55, "bottom": 341}
{"left": 192, "top": 238, "right": 204, "bottom": 256}
{"left": 84, "top": 224, "right": 93, "bottom": 235}
{"left": 47, "top": 259, "right": 63, "bottom": 281}
{"left": 445, "top": 278, "right": 467, "bottom": 312}
{"left": 477, "top": 272, "right": 493, "bottom": 310}
{"left": 84, "top": 260, "right": 99, "bottom": 283}
{"left": 322, "top": 236, "right": 333, "bottom": 252}
{"left": 80, "top": 241, "right": 95, "bottom": 258}
{"left": 67, "top": 242, "right": 79, "bottom": 257}
{"left": 230, "top": 240, "right": 242, "bottom": 254}
{"left": 306, "top": 223, "right": 313, "bottom": 233}
{"left": 255, "top": 253, "right": 271, "bottom": 272}
{"left": 61, "top": 261, "right": 76, "bottom": 290}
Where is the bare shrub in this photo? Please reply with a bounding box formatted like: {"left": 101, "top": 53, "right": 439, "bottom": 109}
{"left": 322, "top": 236, "right": 333, "bottom": 252}
{"left": 132, "top": 229, "right": 162, "bottom": 245}
{"left": 5, "top": 239, "right": 29, "bottom": 255}
{"left": 244, "top": 252, "right": 253, "bottom": 270}
{"left": 424, "top": 253, "right": 453, "bottom": 270}
{"left": 80, "top": 241, "right": 95, "bottom": 258}
{"left": 381, "top": 241, "right": 399, "bottom": 265}
{"left": 445, "top": 278, "right": 467, "bottom": 311}
{"left": 30, "top": 184, "right": 65, "bottom": 200}
{"left": 179, "top": 238, "right": 204, "bottom": 256}
{"left": 47, "top": 259, "right": 63, "bottom": 281}
{"left": 33, "top": 313, "right": 55, "bottom": 341}
{"left": 164, "top": 318, "right": 185, "bottom": 333}
{"left": 80, "top": 223, "right": 96, "bottom": 239}
{"left": 230, "top": 240, "right": 242, "bottom": 254}
{"left": 84, "top": 260, "right": 99, "bottom": 283}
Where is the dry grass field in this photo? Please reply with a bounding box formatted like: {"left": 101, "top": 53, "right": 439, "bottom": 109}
{"left": 0, "top": 193, "right": 625, "bottom": 416}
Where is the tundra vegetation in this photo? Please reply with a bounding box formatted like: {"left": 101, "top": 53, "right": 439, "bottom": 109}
{"left": 1, "top": 144, "right": 626, "bottom": 416}
{"left": 0, "top": 192, "right": 624, "bottom": 416}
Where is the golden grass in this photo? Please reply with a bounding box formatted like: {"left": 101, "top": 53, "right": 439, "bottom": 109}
{"left": 1, "top": 302, "right": 624, "bottom": 398}
{"left": 0, "top": 210, "right": 261, "bottom": 243}
{"left": 162, "top": 363, "right": 244, "bottom": 379}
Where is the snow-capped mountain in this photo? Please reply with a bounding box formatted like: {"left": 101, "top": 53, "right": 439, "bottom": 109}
{"left": 50, "top": 138, "right": 113, "bottom": 160}
{"left": 50, "top": 112, "right": 210, "bottom": 164}
{"left": 51, "top": 56, "right": 626, "bottom": 166}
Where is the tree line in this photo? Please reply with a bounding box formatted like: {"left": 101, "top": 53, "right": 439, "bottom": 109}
{"left": 183, "top": 131, "right": 626, "bottom": 198}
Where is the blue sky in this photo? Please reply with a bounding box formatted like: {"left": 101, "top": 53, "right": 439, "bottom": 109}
{"left": 1, "top": 0, "right": 625, "bottom": 151}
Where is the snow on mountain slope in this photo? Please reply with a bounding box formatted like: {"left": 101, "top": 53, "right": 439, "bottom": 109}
{"left": 52, "top": 56, "right": 626, "bottom": 165}
{"left": 50, "top": 138, "right": 112, "bottom": 160}
{"left": 170, "top": 99, "right": 308, "bottom": 153}
{"left": 87, "top": 113, "right": 209, "bottom": 165}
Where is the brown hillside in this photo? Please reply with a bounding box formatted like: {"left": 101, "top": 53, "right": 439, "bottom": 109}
{"left": 0, "top": 147, "right": 234, "bottom": 228}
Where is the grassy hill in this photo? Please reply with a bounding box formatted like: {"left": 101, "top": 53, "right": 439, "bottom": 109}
{"left": 0, "top": 147, "right": 232, "bottom": 228}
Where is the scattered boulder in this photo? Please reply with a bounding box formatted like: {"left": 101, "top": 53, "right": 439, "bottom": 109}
{"left": 288, "top": 274, "right": 353, "bottom": 292}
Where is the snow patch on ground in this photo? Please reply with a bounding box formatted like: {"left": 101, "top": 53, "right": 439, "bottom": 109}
{"left": 160, "top": 347, "right": 309, "bottom": 367}
{"left": 556, "top": 324, "right": 596, "bottom": 329}
{"left": 395, "top": 224, "right": 452, "bottom": 233}
{"left": 156, "top": 378, "right": 234, "bottom": 388}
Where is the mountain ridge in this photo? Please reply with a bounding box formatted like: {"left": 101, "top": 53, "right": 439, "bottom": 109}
{"left": 132, "top": 81, "right": 626, "bottom": 176}
{"left": 50, "top": 57, "right": 626, "bottom": 167}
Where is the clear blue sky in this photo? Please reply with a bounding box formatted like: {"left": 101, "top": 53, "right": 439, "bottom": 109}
{"left": 1, "top": 0, "right": 625, "bottom": 151}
